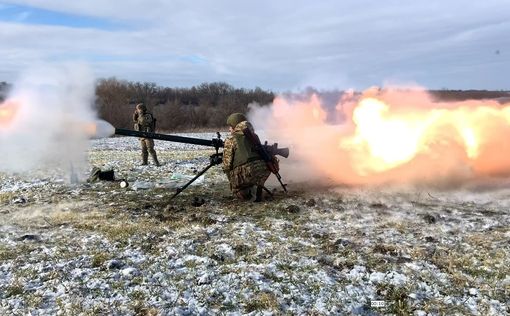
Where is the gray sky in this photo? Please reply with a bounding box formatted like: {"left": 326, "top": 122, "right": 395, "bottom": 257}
{"left": 1, "top": 0, "right": 510, "bottom": 91}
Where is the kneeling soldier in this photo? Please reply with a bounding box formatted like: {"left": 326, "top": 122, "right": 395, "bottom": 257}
{"left": 222, "top": 113, "right": 271, "bottom": 201}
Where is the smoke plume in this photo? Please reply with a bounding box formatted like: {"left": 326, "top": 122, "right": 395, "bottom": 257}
{"left": 248, "top": 86, "right": 510, "bottom": 188}
{"left": 0, "top": 64, "right": 99, "bottom": 177}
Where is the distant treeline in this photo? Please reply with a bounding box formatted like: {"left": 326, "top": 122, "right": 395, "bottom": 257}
{"left": 95, "top": 78, "right": 275, "bottom": 131}
{"left": 428, "top": 90, "right": 510, "bottom": 102}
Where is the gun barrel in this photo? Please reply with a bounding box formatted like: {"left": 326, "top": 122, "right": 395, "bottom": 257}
{"left": 114, "top": 128, "right": 223, "bottom": 148}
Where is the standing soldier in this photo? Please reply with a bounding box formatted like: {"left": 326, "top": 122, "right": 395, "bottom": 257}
{"left": 133, "top": 103, "right": 160, "bottom": 166}
{"left": 222, "top": 113, "right": 271, "bottom": 201}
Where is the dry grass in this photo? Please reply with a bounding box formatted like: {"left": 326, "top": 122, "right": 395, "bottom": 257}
{"left": 245, "top": 292, "right": 280, "bottom": 312}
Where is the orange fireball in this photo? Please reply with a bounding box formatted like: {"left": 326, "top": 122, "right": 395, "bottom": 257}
{"left": 339, "top": 96, "right": 510, "bottom": 177}
{"left": 0, "top": 100, "right": 20, "bottom": 128}
{"left": 263, "top": 88, "right": 510, "bottom": 185}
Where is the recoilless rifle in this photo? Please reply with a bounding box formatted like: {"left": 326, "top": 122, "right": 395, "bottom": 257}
{"left": 114, "top": 128, "right": 290, "bottom": 199}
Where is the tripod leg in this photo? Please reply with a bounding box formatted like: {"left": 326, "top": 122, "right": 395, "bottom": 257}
{"left": 170, "top": 163, "right": 214, "bottom": 200}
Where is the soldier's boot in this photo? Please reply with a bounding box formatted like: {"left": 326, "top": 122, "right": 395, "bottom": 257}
{"left": 254, "top": 186, "right": 263, "bottom": 202}
{"left": 235, "top": 188, "right": 252, "bottom": 201}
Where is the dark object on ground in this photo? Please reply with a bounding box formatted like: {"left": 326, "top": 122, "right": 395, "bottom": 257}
{"left": 191, "top": 197, "right": 206, "bottom": 207}
{"left": 17, "top": 234, "right": 41, "bottom": 241}
{"left": 423, "top": 213, "right": 438, "bottom": 224}
{"left": 334, "top": 238, "right": 353, "bottom": 247}
{"left": 285, "top": 205, "right": 300, "bottom": 213}
{"left": 106, "top": 260, "right": 124, "bottom": 270}
{"left": 88, "top": 167, "right": 115, "bottom": 182}
{"left": 425, "top": 236, "right": 436, "bottom": 242}
{"left": 88, "top": 167, "right": 128, "bottom": 188}
{"left": 306, "top": 199, "right": 316, "bottom": 207}
{"left": 98, "top": 170, "right": 115, "bottom": 181}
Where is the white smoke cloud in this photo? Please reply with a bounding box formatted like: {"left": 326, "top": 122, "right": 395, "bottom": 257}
{"left": 0, "top": 63, "right": 97, "bottom": 177}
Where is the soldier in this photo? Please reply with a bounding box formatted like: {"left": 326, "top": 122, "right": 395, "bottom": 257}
{"left": 133, "top": 103, "right": 160, "bottom": 166}
{"left": 222, "top": 113, "right": 271, "bottom": 202}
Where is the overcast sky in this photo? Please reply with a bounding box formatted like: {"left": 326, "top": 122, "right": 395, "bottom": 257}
{"left": 1, "top": 0, "right": 510, "bottom": 91}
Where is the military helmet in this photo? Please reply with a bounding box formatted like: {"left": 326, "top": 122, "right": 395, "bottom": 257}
{"left": 136, "top": 103, "right": 146, "bottom": 111}
{"left": 227, "top": 112, "right": 247, "bottom": 127}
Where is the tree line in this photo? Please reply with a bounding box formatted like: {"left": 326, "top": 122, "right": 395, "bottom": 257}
{"left": 95, "top": 79, "right": 275, "bottom": 131}
{"left": 428, "top": 89, "right": 510, "bottom": 102}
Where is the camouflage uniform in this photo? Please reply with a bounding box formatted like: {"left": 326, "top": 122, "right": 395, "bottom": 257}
{"left": 222, "top": 114, "right": 270, "bottom": 201}
{"left": 133, "top": 103, "right": 160, "bottom": 166}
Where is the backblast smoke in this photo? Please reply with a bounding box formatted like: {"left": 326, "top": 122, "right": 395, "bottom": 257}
{"left": 0, "top": 64, "right": 109, "bottom": 179}
{"left": 248, "top": 87, "right": 510, "bottom": 188}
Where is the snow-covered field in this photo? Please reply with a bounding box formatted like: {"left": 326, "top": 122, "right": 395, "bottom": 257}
{"left": 1, "top": 134, "right": 509, "bottom": 315}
